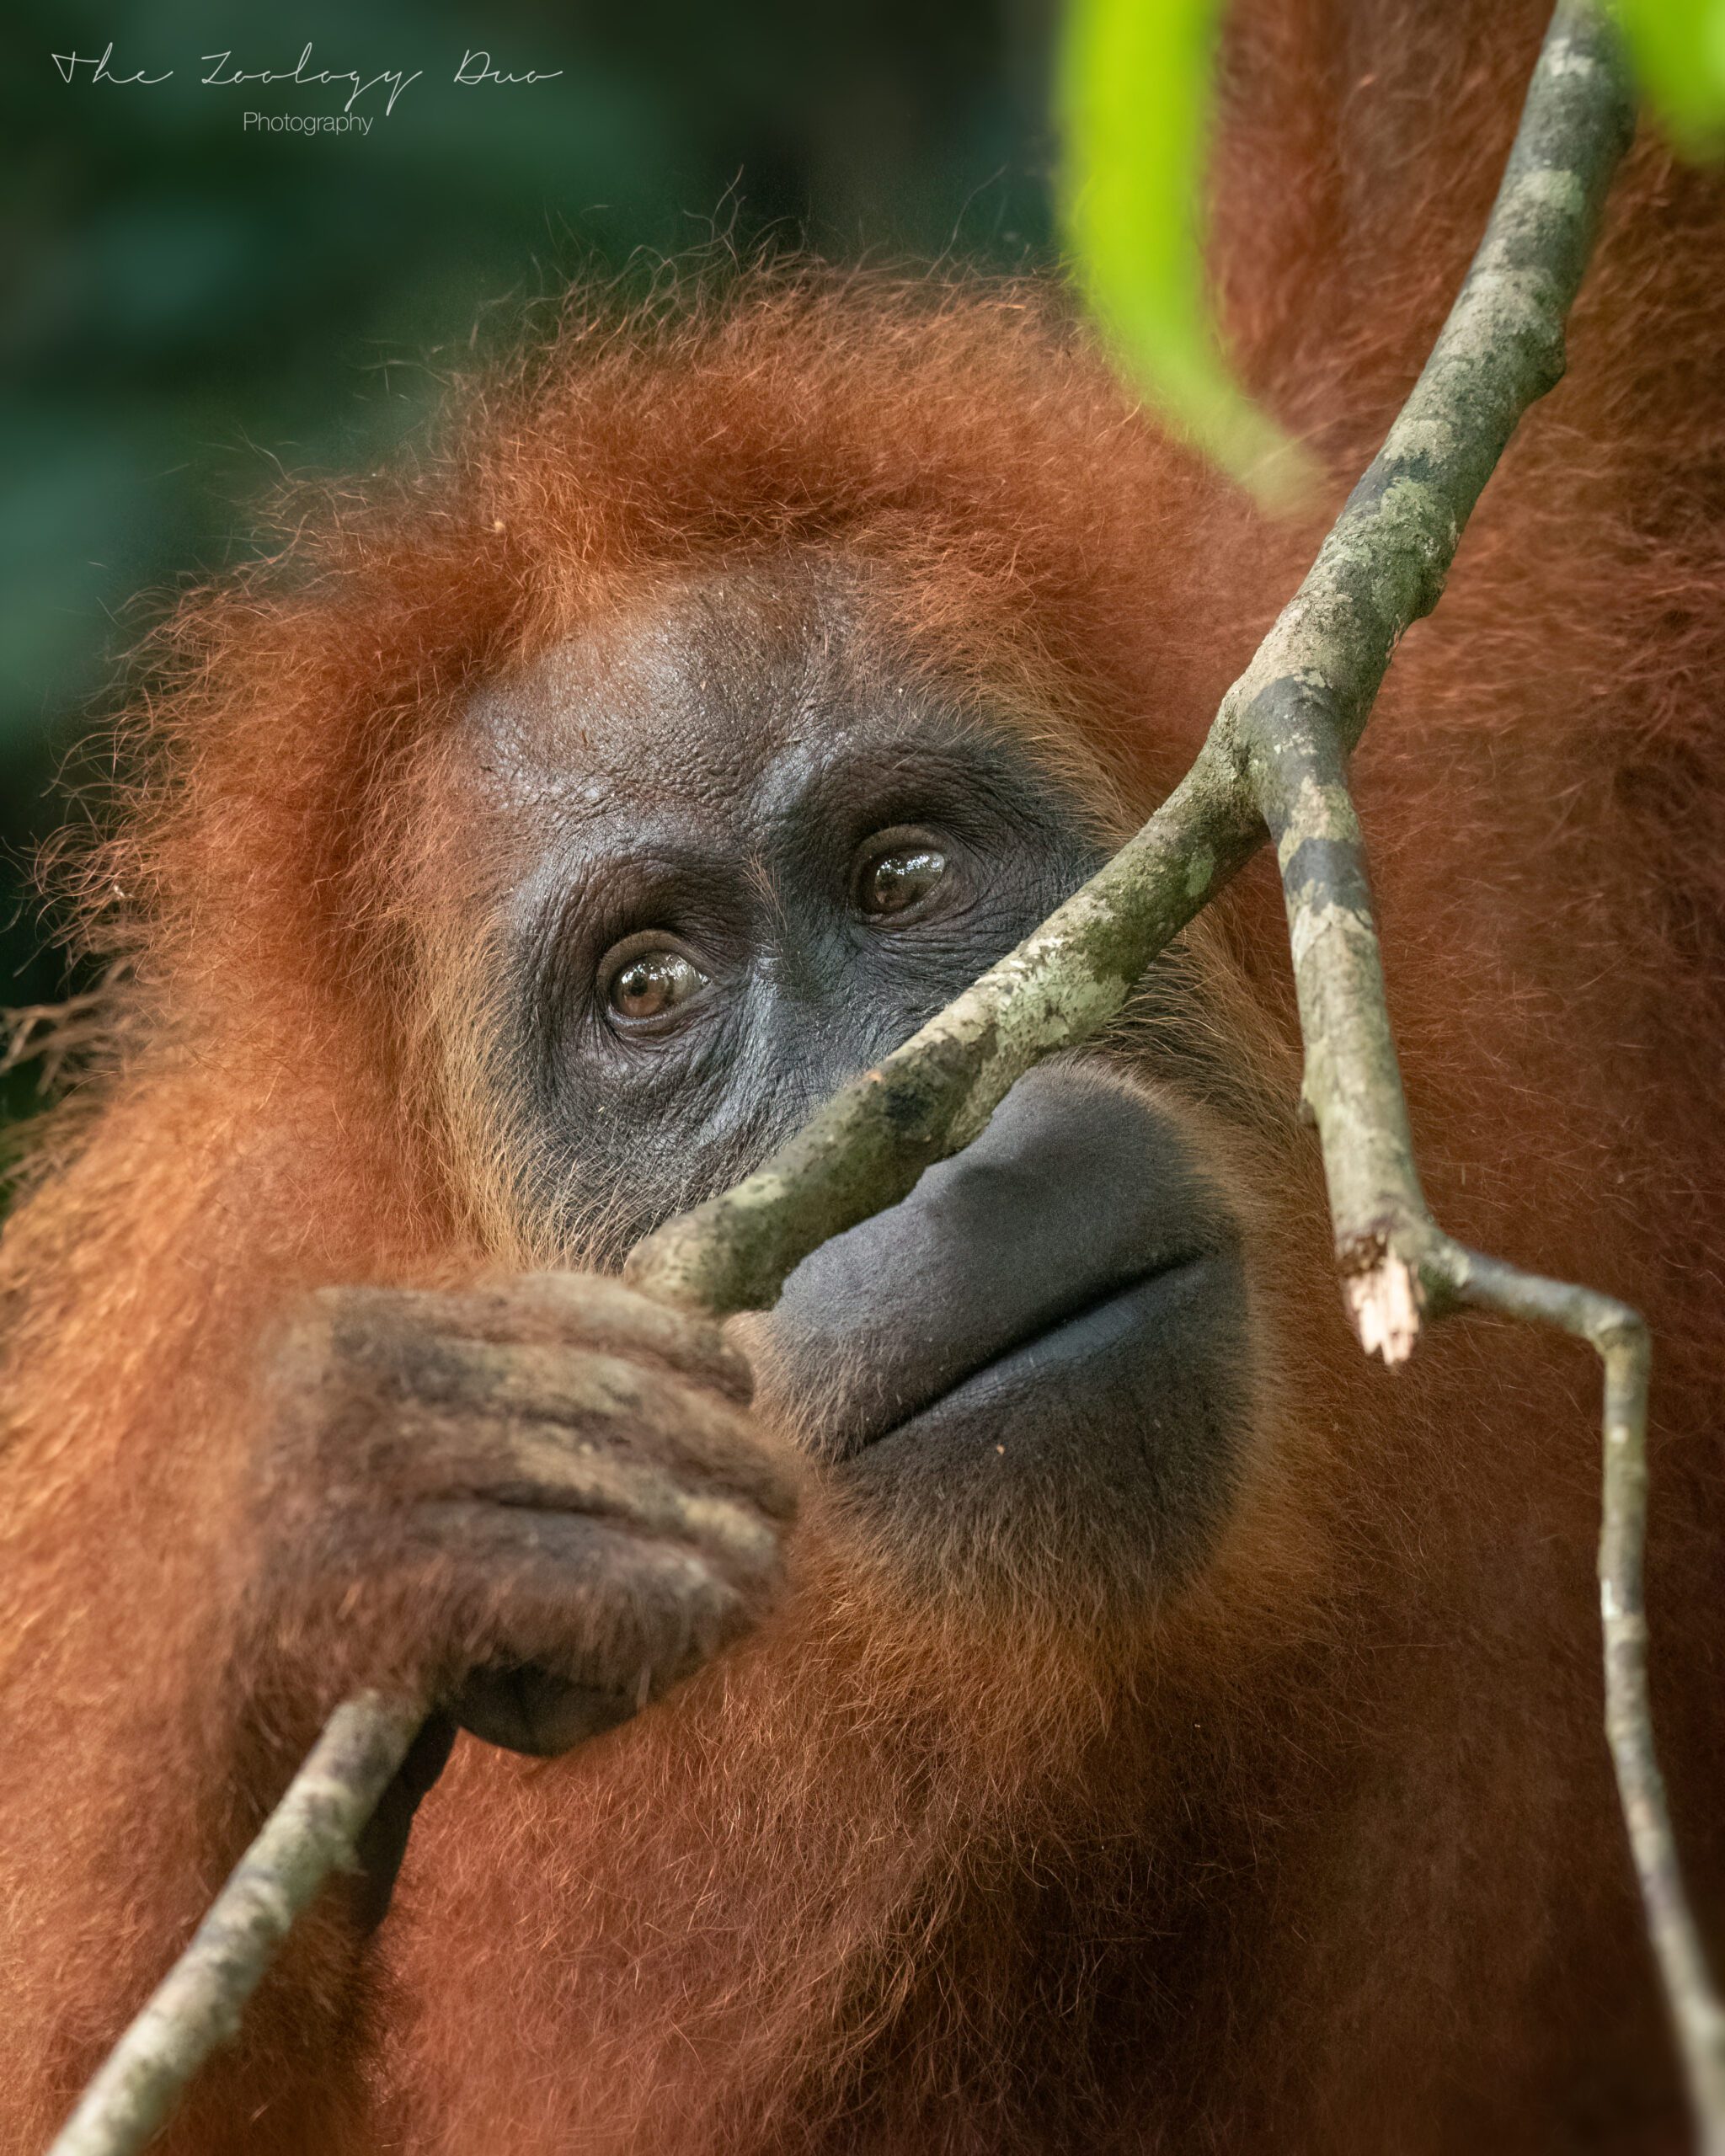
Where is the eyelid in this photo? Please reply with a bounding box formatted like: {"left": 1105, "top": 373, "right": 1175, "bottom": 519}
{"left": 849, "top": 823, "right": 943, "bottom": 881}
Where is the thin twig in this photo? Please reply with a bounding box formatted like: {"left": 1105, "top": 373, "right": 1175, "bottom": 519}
{"left": 1216, "top": 10, "right": 1725, "bottom": 2123}
{"left": 1255, "top": 693, "right": 1725, "bottom": 2139}
{"left": 53, "top": 5, "right": 1722, "bottom": 2152}
{"left": 47, "top": 1696, "right": 425, "bottom": 2156}
{"left": 1452, "top": 1258, "right": 1725, "bottom": 2143}
{"left": 1236, "top": 0, "right": 1637, "bottom": 1347}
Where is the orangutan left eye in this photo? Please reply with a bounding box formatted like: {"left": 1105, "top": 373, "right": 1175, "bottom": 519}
{"left": 853, "top": 833, "right": 950, "bottom": 919}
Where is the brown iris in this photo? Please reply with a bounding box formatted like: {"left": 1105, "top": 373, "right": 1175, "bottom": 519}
{"left": 857, "top": 842, "right": 948, "bottom": 917}
{"left": 605, "top": 947, "right": 707, "bottom": 1022}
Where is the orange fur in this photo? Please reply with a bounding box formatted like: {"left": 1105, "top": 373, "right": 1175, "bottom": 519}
{"left": 3, "top": 1, "right": 1724, "bottom": 2148}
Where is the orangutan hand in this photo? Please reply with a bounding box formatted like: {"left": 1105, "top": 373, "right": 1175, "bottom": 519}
{"left": 254, "top": 1272, "right": 798, "bottom": 1757}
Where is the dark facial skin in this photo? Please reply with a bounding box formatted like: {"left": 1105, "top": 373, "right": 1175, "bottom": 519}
{"left": 467, "top": 562, "right": 1252, "bottom": 1612}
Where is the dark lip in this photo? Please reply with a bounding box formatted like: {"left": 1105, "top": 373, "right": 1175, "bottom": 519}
{"left": 852, "top": 1251, "right": 1209, "bottom": 1456}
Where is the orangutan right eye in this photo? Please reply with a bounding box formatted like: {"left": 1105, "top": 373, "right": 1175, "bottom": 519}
{"left": 599, "top": 940, "right": 709, "bottom": 1026}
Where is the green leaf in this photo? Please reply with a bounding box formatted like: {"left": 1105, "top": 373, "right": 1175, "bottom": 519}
{"left": 1612, "top": 0, "right": 1725, "bottom": 157}
{"left": 1055, "top": 0, "right": 1306, "bottom": 502}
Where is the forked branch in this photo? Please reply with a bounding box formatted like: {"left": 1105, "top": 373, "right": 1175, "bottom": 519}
{"left": 52, "top": 6, "right": 1725, "bottom": 2154}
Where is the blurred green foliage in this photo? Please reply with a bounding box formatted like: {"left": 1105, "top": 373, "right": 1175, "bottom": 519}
{"left": 1055, "top": 0, "right": 1299, "bottom": 499}
{"left": 1614, "top": 0, "right": 1725, "bottom": 155}
{"left": 1055, "top": 0, "right": 1725, "bottom": 504}
{"left": 0, "top": 0, "right": 1057, "bottom": 1123}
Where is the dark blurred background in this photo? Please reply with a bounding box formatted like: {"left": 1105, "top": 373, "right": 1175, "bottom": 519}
{"left": 0, "top": 0, "right": 1060, "bottom": 1126}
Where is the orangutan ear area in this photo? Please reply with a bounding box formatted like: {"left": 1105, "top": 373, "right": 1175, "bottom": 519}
{"left": 3, "top": 2, "right": 1724, "bottom": 2152}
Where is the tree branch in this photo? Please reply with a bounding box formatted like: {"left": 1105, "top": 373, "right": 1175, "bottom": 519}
{"left": 54, "top": 6, "right": 1724, "bottom": 2153}
{"left": 48, "top": 1695, "right": 425, "bottom": 2156}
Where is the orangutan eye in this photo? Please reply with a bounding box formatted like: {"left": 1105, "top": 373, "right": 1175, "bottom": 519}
{"left": 854, "top": 834, "right": 950, "bottom": 918}
{"left": 601, "top": 941, "right": 708, "bottom": 1024}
